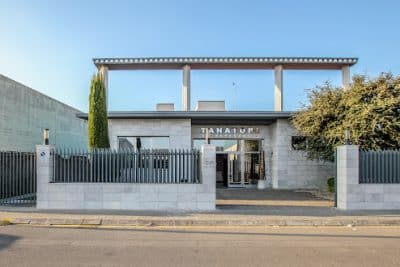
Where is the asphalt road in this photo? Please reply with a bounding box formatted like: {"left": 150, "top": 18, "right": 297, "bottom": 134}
{"left": 1, "top": 225, "right": 400, "bottom": 267}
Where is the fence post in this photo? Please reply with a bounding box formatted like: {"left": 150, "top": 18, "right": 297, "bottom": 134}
{"left": 36, "top": 145, "right": 54, "bottom": 209}
{"left": 200, "top": 144, "right": 216, "bottom": 210}
{"left": 336, "top": 145, "right": 359, "bottom": 210}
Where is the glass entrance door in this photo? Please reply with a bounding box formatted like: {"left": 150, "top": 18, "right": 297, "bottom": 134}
{"left": 194, "top": 138, "right": 264, "bottom": 188}
{"left": 227, "top": 152, "right": 242, "bottom": 187}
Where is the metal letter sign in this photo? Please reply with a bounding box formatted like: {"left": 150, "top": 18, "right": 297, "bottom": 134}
{"left": 200, "top": 127, "right": 260, "bottom": 137}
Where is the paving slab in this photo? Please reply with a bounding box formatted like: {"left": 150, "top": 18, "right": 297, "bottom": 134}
{"left": 10, "top": 218, "right": 30, "bottom": 224}
{"left": 47, "top": 218, "right": 83, "bottom": 225}
{"left": 1, "top": 210, "right": 400, "bottom": 227}
{"left": 81, "top": 219, "right": 102, "bottom": 225}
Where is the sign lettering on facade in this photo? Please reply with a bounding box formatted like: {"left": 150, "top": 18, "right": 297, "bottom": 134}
{"left": 199, "top": 127, "right": 260, "bottom": 137}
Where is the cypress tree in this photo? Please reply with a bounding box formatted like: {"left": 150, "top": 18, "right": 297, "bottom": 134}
{"left": 88, "top": 73, "right": 110, "bottom": 149}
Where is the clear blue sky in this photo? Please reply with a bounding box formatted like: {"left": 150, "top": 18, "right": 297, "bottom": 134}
{"left": 1, "top": 0, "right": 399, "bottom": 112}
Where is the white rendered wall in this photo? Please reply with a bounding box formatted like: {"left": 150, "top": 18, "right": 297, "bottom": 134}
{"left": 0, "top": 75, "right": 87, "bottom": 150}
{"left": 108, "top": 119, "right": 191, "bottom": 150}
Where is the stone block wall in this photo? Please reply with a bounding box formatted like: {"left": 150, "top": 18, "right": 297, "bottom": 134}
{"left": 108, "top": 119, "right": 191, "bottom": 150}
{"left": 337, "top": 145, "right": 400, "bottom": 210}
{"left": 36, "top": 145, "right": 216, "bottom": 211}
{"left": 271, "top": 119, "right": 334, "bottom": 189}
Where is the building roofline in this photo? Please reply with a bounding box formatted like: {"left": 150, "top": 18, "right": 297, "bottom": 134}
{"left": 93, "top": 57, "right": 358, "bottom": 70}
{"left": 0, "top": 74, "right": 84, "bottom": 114}
{"left": 77, "top": 111, "right": 294, "bottom": 120}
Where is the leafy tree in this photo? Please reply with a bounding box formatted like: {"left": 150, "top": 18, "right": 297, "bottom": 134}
{"left": 88, "top": 73, "right": 110, "bottom": 149}
{"left": 292, "top": 73, "right": 400, "bottom": 161}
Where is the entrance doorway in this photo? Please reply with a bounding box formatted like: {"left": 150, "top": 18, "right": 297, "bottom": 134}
{"left": 216, "top": 152, "right": 242, "bottom": 187}
{"left": 213, "top": 139, "right": 263, "bottom": 188}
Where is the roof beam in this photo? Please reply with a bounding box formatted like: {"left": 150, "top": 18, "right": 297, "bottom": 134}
{"left": 93, "top": 57, "right": 358, "bottom": 71}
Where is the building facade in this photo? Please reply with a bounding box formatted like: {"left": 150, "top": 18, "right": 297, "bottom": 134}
{"left": 0, "top": 74, "right": 87, "bottom": 151}
{"left": 79, "top": 57, "right": 357, "bottom": 189}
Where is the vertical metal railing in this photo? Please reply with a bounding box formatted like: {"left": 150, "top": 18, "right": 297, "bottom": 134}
{"left": 0, "top": 150, "right": 37, "bottom": 205}
{"left": 52, "top": 148, "right": 201, "bottom": 184}
{"left": 359, "top": 149, "right": 400, "bottom": 183}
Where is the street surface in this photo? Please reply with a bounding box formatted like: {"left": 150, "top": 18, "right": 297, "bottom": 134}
{"left": 0, "top": 225, "right": 400, "bottom": 267}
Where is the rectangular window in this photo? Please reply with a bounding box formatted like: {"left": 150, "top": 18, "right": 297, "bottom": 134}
{"left": 118, "top": 136, "right": 170, "bottom": 151}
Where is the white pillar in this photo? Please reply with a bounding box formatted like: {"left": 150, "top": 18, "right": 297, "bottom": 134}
{"left": 274, "top": 65, "right": 283, "bottom": 111}
{"left": 336, "top": 145, "right": 359, "bottom": 210}
{"left": 200, "top": 144, "right": 216, "bottom": 210}
{"left": 36, "top": 145, "right": 54, "bottom": 209}
{"left": 99, "top": 65, "right": 109, "bottom": 108}
{"left": 182, "top": 65, "right": 191, "bottom": 111}
{"left": 342, "top": 65, "right": 350, "bottom": 91}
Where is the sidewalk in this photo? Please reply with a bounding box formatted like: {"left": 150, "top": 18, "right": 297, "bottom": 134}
{"left": 2, "top": 206, "right": 400, "bottom": 227}
{"left": 2, "top": 189, "right": 400, "bottom": 227}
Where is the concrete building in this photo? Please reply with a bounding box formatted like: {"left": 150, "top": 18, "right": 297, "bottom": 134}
{"left": 0, "top": 74, "right": 87, "bottom": 151}
{"left": 78, "top": 57, "right": 358, "bottom": 190}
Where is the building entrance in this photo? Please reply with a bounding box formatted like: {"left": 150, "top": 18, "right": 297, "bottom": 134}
{"left": 213, "top": 139, "right": 264, "bottom": 188}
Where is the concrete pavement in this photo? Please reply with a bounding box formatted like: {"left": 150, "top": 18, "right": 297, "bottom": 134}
{"left": 2, "top": 208, "right": 400, "bottom": 227}
{"left": 2, "top": 188, "right": 400, "bottom": 227}
{"left": 1, "top": 225, "right": 400, "bottom": 266}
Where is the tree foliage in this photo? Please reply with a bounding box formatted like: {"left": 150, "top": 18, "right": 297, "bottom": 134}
{"left": 88, "top": 73, "right": 110, "bottom": 149}
{"left": 292, "top": 73, "right": 400, "bottom": 161}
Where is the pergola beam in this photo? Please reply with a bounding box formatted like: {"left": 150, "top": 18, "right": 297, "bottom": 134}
{"left": 95, "top": 57, "right": 357, "bottom": 112}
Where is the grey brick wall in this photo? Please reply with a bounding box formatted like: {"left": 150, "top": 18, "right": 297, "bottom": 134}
{"left": 0, "top": 74, "right": 87, "bottom": 150}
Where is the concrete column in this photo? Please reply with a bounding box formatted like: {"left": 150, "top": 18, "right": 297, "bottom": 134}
{"left": 99, "top": 65, "right": 109, "bottom": 108}
{"left": 336, "top": 145, "right": 359, "bottom": 210}
{"left": 182, "top": 65, "right": 191, "bottom": 111}
{"left": 200, "top": 144, "right": 216, "bottom": 210}
{"left": 274, "top": 65, "right": 283, "bottom": 111}
{"left": 342, "top": 65, "right": 350, "bottom": 91}
{"left": 36, "top": 145, "right": 54, "bottom": 209}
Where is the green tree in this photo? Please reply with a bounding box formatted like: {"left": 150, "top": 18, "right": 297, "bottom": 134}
{"left": 88, "top": 73, "right": 110, "bottom": 149}
{"left": 292, "top": 73, "right": 400, "bottom": 161}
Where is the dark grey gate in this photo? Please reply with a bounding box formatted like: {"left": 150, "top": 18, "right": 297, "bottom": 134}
{"left": 0, "top": 151, "right": 36, "bottom": 205}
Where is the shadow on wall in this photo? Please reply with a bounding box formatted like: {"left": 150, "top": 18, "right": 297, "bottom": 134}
{"left": 0, "top": 233, "right": 20, "bottom": 251}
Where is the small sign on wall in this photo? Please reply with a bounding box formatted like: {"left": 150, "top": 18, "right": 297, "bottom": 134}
{"left": 37, "top": 147, "right": 50, "bottom": 163}
{"left": 202, "top": 145, "right": 216, "bottom": 167}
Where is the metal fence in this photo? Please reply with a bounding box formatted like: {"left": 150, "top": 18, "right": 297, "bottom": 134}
{"left": 0, "top": 151, "right": 36, "bottom": 205}
{"left": 359, "top": 149, "right": 400, "bottom": 183}
{"left": 53, "top": 148, "right": 201, "bottom": 184}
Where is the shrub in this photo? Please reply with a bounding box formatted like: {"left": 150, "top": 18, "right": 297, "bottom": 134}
{"left": 327, "top": 177, "right": 335, "bottom": 193}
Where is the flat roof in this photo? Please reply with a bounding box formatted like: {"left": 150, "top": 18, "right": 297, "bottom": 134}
{"left": 77, "top": 111, "right": 293, "bottom": 125}
{"left": 93, "top": 57, "right": 358, "bottom": 70}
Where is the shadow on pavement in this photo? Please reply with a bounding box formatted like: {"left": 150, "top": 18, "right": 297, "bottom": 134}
{"left": 0, "top": 233, "right": 20, "bottom": 251}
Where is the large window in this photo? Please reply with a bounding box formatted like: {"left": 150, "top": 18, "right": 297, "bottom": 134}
{"left": 118, "top": 136, "right": 170, "bottom": 151}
